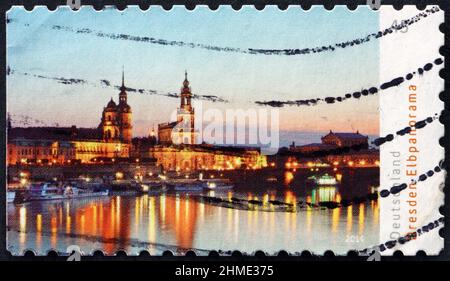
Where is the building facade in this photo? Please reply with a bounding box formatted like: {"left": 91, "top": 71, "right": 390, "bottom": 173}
{"left": 99, "top": 70, "right": 133, "bottom": 143}
{"left": 150, "top": 144, "right": 267, "bottom": 171}
{"left": 321, "top": 130, "right": 368, "bottom": 148}
{"left": 158, "top": 71, "right": 197, "bottom": 145}
{"left": 289, "top": 130, "right": 369, "bottom": 154}
{"left": 7, "top": 71, "right": 132, "bottom": 165}
{"left": 8, "top": 139, "right": 76, "bottom": 165}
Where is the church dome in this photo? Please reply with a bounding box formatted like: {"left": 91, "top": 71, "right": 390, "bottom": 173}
{"left": 106, "top": 98, "right": 117, "bottom": 109}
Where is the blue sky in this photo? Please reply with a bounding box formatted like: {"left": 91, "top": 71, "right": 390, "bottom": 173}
{"left": 7, "top": 6, "right": 380, "bottom": 145}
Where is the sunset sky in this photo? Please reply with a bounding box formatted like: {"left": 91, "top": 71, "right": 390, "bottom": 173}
{"left": 7, "top": 6, "right": 380, "bottom": 146}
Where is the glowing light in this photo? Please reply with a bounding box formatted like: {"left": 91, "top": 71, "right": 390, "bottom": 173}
{"left": 359, "top": 160, "right": 366, "bottom": 165}
{"left": 19, "top": 206, "right": 26, "bottom": 232}
{"left": 348, "top": 161, "right": 354, "bottom": 167}
{"left": 333, "top": 161, "right": 339, "bottom": 166}
{"left": 270, "top": 162, "right": 275, "bottom": 167}
{"left": 284, "top": 171, "right": 294, "bottom": 185}
{"left": 115, "top": 172, "right": 124, "bottom": 180}
{"left": 20, "top": 178, "right": 28, "bottom": 185}
{"left": 375, "top": 160, "right": 380, "bottom": 166}
{"left": 141, "top": 184, "right": 149, "bottom": 192}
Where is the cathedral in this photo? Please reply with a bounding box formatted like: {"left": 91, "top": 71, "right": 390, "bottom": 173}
{"left": 7, "top": 69, "right": 267, "bottom": 170}
{"left": 150, "top": 71, "right": 267, "bottom": 171}
{"left": 99, "top": 70, "right": 133, "bottom": 143}
{"left": 7, "top": 70, "right": 133, "bottom": 165}
{"left": 158, "top": 71, "right": 197, "bottom": 145}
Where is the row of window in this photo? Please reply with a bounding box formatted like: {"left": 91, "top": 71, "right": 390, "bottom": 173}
{"left": 14, "top": 148, "right": 75, "bottom": 156}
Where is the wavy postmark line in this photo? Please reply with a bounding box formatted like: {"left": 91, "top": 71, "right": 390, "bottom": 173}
{"left": 255, "top": 58, "right": 443, "bottom": 107}
{"left": 7, "top": 7, "right": 440, "bottom": 57}
{"left": 8, "top": 56, "right": 443, "bottom": 108}
{"left": 358, "top": 216, "right": 444, "bottom": 256}
{"left": 7, "top": 68, "right": 228, "bottom": 103}
{"left": 192, "top": 160, "right": 442, "bottom": 212}
{"left": 191, "top": 193, "right": 379, "bottom": 212}
{"left": 373, "top": 113, "right": 441, "bottom": 146}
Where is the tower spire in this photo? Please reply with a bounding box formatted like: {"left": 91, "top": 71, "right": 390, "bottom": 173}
{"left": 119, "top": 66, "right": 128, "bottom": 104}
{"left": 121, "top": 65, "right": 125, "bottom": 88}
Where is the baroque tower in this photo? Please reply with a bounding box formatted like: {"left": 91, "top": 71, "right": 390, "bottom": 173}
{"left": 117, "top": 68, "right": 132, "bottom": 143}
{"left": 175, "top": 71, "right": 196, "bottom": 144}
{"left": 100, "top": 68, "right": 133, "bottom": 143}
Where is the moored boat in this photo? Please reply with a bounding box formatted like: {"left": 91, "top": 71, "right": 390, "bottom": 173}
{"left": 26, "top": 182, "right": 109, "bottom": 202}
{"left": 306, "top": 173, "right": 338, "bottom": 186}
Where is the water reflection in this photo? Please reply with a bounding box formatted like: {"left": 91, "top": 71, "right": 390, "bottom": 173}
{"left": 8, "top": 188, "right": 378, "bottom": 255}
{"left": 8, "top": 168, "right": 379, "bottom": 255}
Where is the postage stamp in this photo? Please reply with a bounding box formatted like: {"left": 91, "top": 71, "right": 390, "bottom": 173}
{"left": 5, "top": 4, "right": 445, "bottom": 257}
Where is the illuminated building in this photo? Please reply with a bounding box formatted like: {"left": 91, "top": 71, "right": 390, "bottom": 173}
{"left": 285, "top": 130, "right": 378, "bottom": 167}
{"left": 290, "top": 131, "right": 369, "bottom": 154}
{"left": 99, "top": 69, "right": 133, "bottom": 143}
{"left": 158, "top": 71, "right": 197, "bottom": 145}
{"left": 321, "top": 130, "right": 368, "bottom": 148}
{"left": 150, "top": 144, "right": 266, "bottom": 171}
{"left": 152, "top": 71, "right": 266, "bottom": 171}
{"left": 326, "top": 149, "right": 380, "bottom": 167}
{"left": 7, "top": 70, "right": 267, "bottom": 169}
{"left": 7, "top": 126, "right": 131, "bottom": 165}
{"left": 8, "top": 139, "right": 76, "bottom": 165}
{"left": 7, "top": 70, "right": 131, "bottom": 165}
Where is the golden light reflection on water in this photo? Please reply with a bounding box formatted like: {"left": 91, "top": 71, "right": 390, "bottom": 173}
{"left": 36, "top": 214, "right": 42, "bottom": 233}
{"left": 358, "top": 203, "right": 365, "bottom": 235}
{"left": 11, "top": 184, "right": 379, "bottom": 253}
{"left": 19, "top": 206, "right": 26, "bottom": 233}
{"left": 331, "top": 208, "right": 340, "bottom": 233}
{"left": 346, "top": 205, "right": 353, "bottom": 233}
{"left": 66, "top": 215, "right": 71, "bottom": 234}
{"left": 51, "top": 216, "right": 57, "bottom": 248}
{"left": 148, "top": 197, "right": 156, "bottom": 243}
{"left": 160, "top": 194, "right": 166, "bottom": 224}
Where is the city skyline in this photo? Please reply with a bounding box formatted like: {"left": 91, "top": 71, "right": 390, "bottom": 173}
{"left": 7, "top": 6, "right": 380, "bottom": 144}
